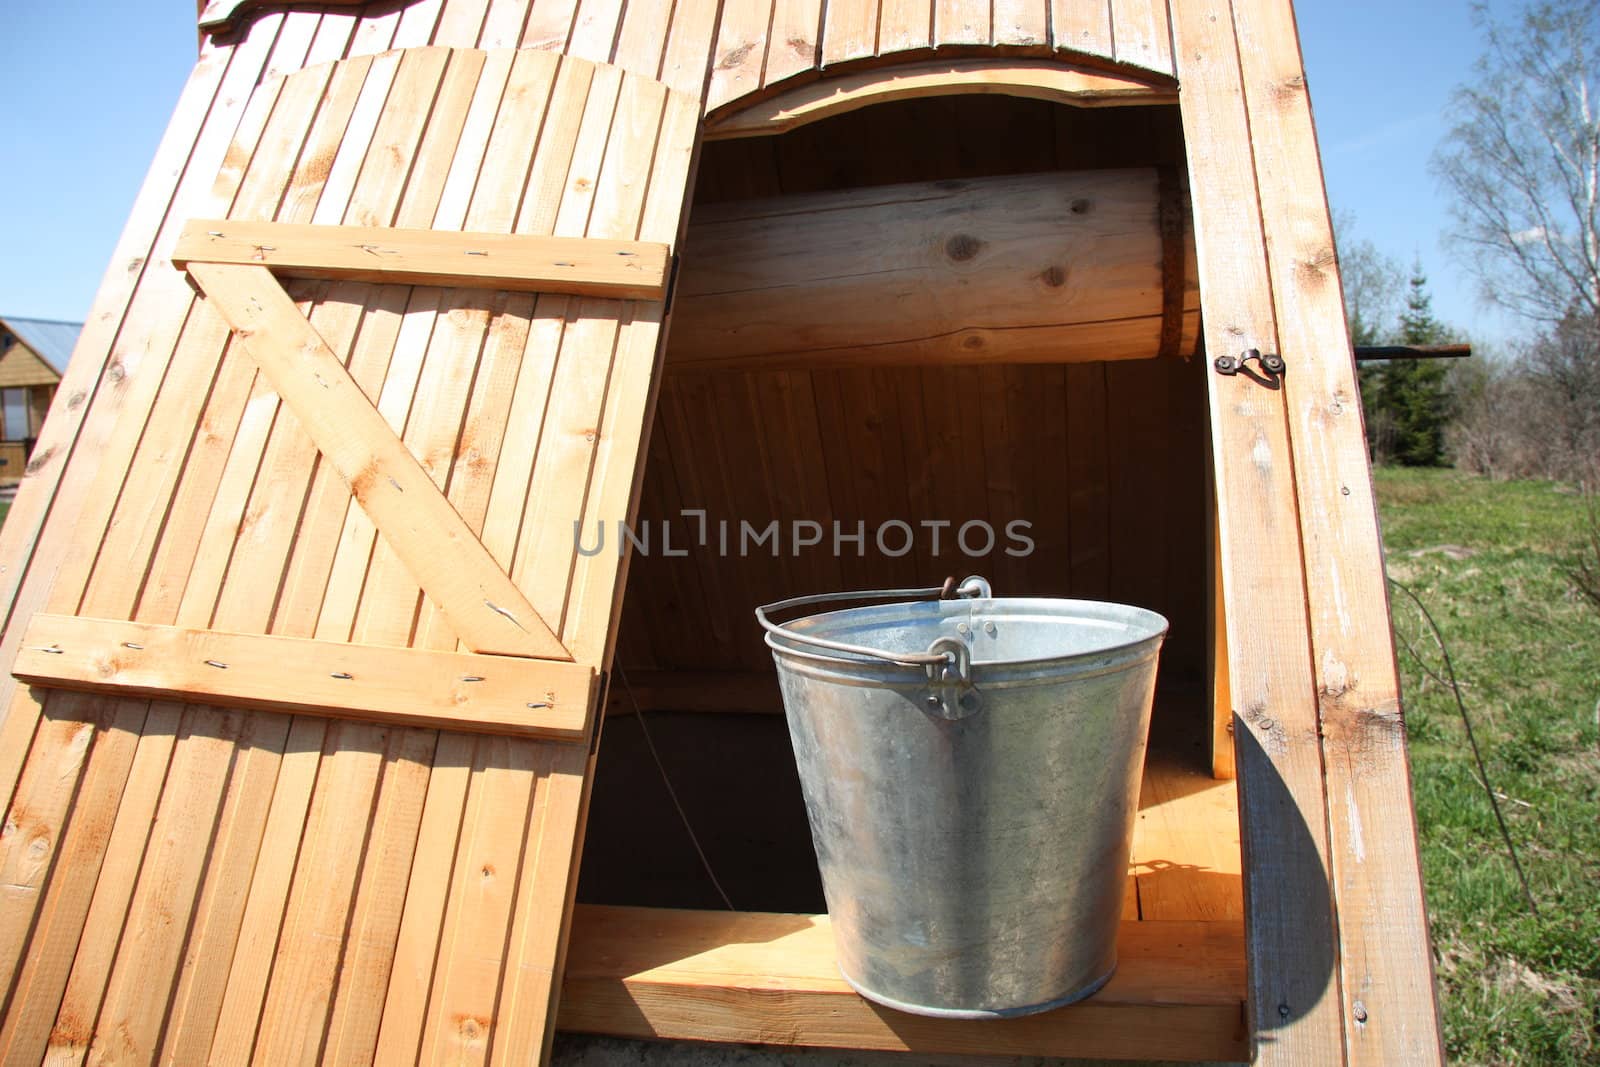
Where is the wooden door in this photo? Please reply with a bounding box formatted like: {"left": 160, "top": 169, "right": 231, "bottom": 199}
{"left": 0, "top": 46, "right": 696, "bottom": 1064}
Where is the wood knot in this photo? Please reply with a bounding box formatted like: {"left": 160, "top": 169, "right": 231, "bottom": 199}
{"left": 1069, "top": 198, "right": 1092, "bottom": 215}
{"left": 1356, "top": 702, "right": 1406, "bottom": 739}
{"left": 945, "top": 234, "right": 983, "bottom": 262}
{"left": 455, "top": 1014, "right": 491, "bottom": 1042}
{"left": 960, "top": 334, "right": 985, "bottom": 351}
{"left": 1242, "top": 701, "right": 1273, "bottom": 731}
{"left": 1294, "top": 246, "right": 1338, "bottom": 286}
{"left": 718, "top": 43, "right": 755, "bottom": 69}
{"left": 48, "top": 1016, "right": 92, "bottom": 1050}
{"left": 1274, "top": 74, "right": 1308, "bottom": 101}
{"left": 788, "top": 36, "right": 813, "bottom": 56}
{"left": 349, "top": 465, "right": 379, "bottom": 498}
{"left": 301, "top": 150, "right": 335, "bottom": 185}
{"left": 24, "top": 447, "right": 54, "bottom": 475}
{"left": 105, "top": 362, "right": 126, "bottom": 385}
{"left": 1040, "top": 265, "right": 1067, "bottom": 288}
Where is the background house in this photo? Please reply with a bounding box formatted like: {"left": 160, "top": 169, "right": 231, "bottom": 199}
{"left": 0, "top": 315, "right": 76, "bottom": 489}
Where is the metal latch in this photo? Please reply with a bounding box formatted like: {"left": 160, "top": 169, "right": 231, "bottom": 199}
{"left": 1213, "top": 348, "right": 1285, "bottom": 385}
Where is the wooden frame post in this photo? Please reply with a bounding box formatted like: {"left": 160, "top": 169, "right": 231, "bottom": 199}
{"left": 1173, "top": 0, "right": 1444, "bottom": 1061}
{"left": 1232, "top": 0, "right": 1443, "bottom": 1060}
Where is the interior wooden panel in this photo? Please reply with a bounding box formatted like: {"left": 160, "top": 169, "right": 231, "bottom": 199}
{"left": 621, "top": 359, "right": 1208, "bottom": 681}
{"left": 579, "top": 704, "right": 1240, "bottom": 916}
{"left": 669, "top": 167, "right": 1200, "bottom": 369}
{"left": 618, "top": 97, "right": 1209, "bottom": 711}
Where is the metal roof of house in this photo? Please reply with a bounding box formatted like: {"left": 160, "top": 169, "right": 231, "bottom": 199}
{"left": 0, "top": 316, "right": 81, "bottom": 376}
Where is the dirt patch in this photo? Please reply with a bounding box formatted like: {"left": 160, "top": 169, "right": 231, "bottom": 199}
{"left": 1408, "top": 544, "right": 1480, "bottom": 561}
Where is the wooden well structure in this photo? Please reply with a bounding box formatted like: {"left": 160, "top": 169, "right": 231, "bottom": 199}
{"left": 0, "top": 1, "right": 1439, "bottom": 1063}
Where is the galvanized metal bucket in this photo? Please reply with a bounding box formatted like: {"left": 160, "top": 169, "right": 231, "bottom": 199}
{"left": 757, "top": 578, "right": 1167, "bottom": 1019}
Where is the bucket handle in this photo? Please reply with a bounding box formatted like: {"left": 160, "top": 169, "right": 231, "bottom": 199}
{"left": 756, "top": 577, "right": 991, "bottom": 719}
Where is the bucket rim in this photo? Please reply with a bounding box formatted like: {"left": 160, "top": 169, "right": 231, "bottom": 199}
{"left": 764, "top": 595, "right": 1168, "bottom": 676}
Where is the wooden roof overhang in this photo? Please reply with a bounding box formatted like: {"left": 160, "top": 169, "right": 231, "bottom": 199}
{"left": 0, "top": 2, "right": 1439, "bottom": 1064}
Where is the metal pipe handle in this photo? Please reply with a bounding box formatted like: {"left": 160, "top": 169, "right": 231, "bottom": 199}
{"left": 755, "top": 576, "right": 992, "bottom": 670}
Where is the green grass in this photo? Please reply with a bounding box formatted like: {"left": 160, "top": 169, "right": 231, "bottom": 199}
{"left": 1375, "top": 467, "right": 1600, "bottom": 1065}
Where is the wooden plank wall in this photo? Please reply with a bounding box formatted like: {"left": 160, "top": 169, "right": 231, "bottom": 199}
{"left": 0, "top": 1, "right": 1439, "bottom": 1064}
{"left": 0, "top": 0, "right": 727, "bottom": 799}
{"left": 0, "top": 5, "right": 719, "bottom": 1066}
{"left": 0, "top": 347, "right": 62, "bottom": 389}
{"left": 705, "top": 0, "right": 1176, "bottom": 116}
{"left": 621, "top": 97, "right": 1211, "bottom": 697}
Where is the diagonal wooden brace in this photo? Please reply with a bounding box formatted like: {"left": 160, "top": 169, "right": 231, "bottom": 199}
{"left": 188, "top": 260, "right": 572, "bottom": 661}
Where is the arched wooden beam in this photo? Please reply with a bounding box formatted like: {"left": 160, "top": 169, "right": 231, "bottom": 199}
{"left": 702, "top": 59, "right": 1178, "bottom": 141}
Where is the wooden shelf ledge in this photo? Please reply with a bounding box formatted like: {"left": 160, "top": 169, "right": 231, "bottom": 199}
{"left": 558, "top": 905, "right": 1247, "bottom": 1062}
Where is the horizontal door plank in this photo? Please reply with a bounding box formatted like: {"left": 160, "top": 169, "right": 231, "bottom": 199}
{"left": 189, "top": 261, "right": 571, "bottom": 661}
{"left": 13, "top": 616, "right": 596, "bottom": 740}
{"left": 176, "top": 219, "right": 671, "bottom": 300}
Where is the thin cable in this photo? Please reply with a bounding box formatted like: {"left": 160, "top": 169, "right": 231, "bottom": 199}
{"left": 616, "top": 665, "right": 736, "bottom": 911}
{"left": 1388, "top": 576, "right": 1539, "bottom": 915}
{"left": 1393, "top": 621, "right": 1456, "bottom": 693}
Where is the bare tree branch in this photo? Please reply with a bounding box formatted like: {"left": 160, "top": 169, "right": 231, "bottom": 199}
{"left": 1435, "top": 0, "right": 1600, "bottom": 325}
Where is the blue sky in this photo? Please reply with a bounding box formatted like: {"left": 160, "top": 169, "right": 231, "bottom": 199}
{"left": 0, "top": 1, "right": 1501, "bottom": 345}
{"left": 1298, "top": 0, "right": 1510, "bottom": 346}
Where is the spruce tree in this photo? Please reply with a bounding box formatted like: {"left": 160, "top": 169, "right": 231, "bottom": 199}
{"left": 1381, "top": 266, "right": 1454, "bottom": 466}
{"left": 1338, "top": 224, "right": 1404, "bottom": 462}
